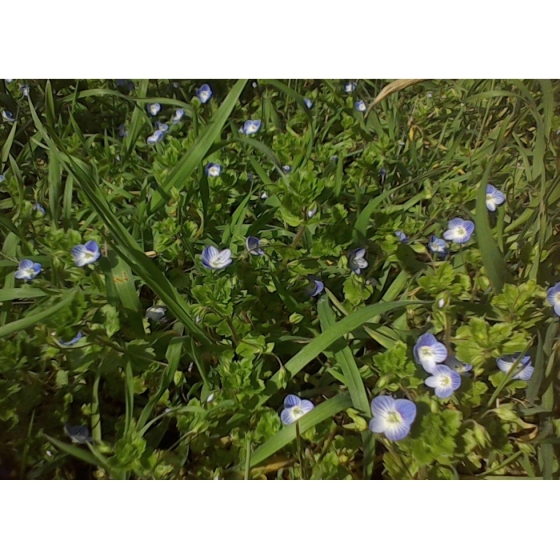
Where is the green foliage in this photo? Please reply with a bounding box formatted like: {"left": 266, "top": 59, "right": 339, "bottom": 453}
{"left": 1, "top": 78, "right": 559, "bottom": 480}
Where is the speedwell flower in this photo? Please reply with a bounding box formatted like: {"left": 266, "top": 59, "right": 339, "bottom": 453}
{"left": 344, "top": 82, "right": 357, "bottom": 93}
{"left": 117, "top": 124, "right": 128, "bottom": 137}
{"left": 304, "top": 98, "right": 313, "bottom": 109}
{"left": 379, "top": 168, "right": 387, "bottom": 185}
{"left": 14, "top": 259, "right": 42, "bottom": 281}
{"left": 71, "top": 240, "right": 100, "bottom": 267}
{"left": 395, "top": 231, "right": 409, "bottom": 243}
{"left": 282, "top": 165, "right": 292, "bottom": 173}
{"left": 205, "top": 162, "right": 222, "bottom": 177}
{"left": 2, "top": 109, "right": 15, "bottom": 123}
{"left": 348, "top": 248, "right": 368, "bottom": 275}
{"left": 0, "top": 174, "right": 4, "bottom": 182}
{"left": 306, "top": 278, "right": 324, "bottom": 297}
{"left": 497, "top": 353, "right": 534, "bottom": 381}
{"left": 147, "top": 130, "right": 164, "bottom": 145}
{"left": 368, "top": 395, "right": 417, "bottom": 441}
{"left": 546, "top": 282, "right": 560, "bottom": 316}
{"left": 242, "top": 119, "right": 261, "bottom": 135}
{"left": 280, "top": 395, "right": 314, "bottom": 425}
{"left": 201, "top": 246, "right": 232, "bottom": 270}
{"left": 146, "top": 103, "right": 161, "bottom": 116}
{"left": 444, "top": 355, "right": 473, "bottom": 374}
{"left": 64, "top": 423, "right": 93, "bottom": 444}
{"left": 306, "top": 204, "right": 318, "bottom": 219}
{"left": 196, "top": 84, "right": 213, "bottom": 104}
{"left": 443, "top": 218, "right": 475, "bottom": 244}
{"left": 171, "top": 108, "right": 185, "bottom": 124}
{"left": 355, "top": 100, "right": 367, "bottom": 112}
{"left": 486, "top": 184, "right": 505, "bottom": 211}
{"left": 145, "top": 306, "right": 167, "bottom": 321}
{"left": 59, "top": 332, "right": 83, "bottom": 346}
{"left": 155, "top": 121, "right": 169, "bottom": 132}
{"left": 425, "top": 365, "right": 461, "bottom": 398}
{"left": 245, "top": 236, "right": 264, "bottom": 256}
{"left": 428, "top": 235, "right": 448, "bottom": 257}
{"left": 20, "top": 85, "right": 29, "bottom": 97}
{"left": 32, "top": 203, "right": 46, "bottom": 215}
{"left": 413, "top": 333, "right": 448, "bottom": 374}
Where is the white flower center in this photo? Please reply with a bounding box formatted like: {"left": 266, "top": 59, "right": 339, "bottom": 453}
{"left": 386, "top": 411, "right": 402, "bottom": 425}
{"left": 291, "top": 406, "right": 305, "bottom": 420}
{"left": 456, "top": 226, "right": 466, "bottom": 237}
{"left": 420, "top": 347, "right": 434, "bottom": 359}
{"left": 554, "top": 292, "right": 560, "bottom": 304}
{"left": 439, "top": 375, "right": 451, "bottom": 387}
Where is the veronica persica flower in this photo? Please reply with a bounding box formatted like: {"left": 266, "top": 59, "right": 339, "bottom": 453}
{"left": 546, "top": 282, "right": 560, "bottom": 316}
{"left": 282, "top": 165, "right": 292, "bottom": 173}
{"left": 196, "top": 84, "right": 213, "bottom": 104}
{"left": 147, "top": 130, "right": 164, "bottom": 145}
{"left": 147, "top": 102, "right": 161, "bottom": 116}
{"left": 32, "top": 203, "right": 46, "bottom": 215}
{"left": 486, "top": 184, "right": 505, "bottom": 211}
{"left": 145, "top": 305, "right": 167, "bottom": 321}
{"left": 242, "top": 119, "right": 261, "bottom": 135}
{"left": 395, "top": 231, "right": 409, "bottom": 243}
{"left": 428, "top": 235, "right": 448, "bottom": 257}
{"left": 344, "top": 82, "right": 357, "bottom": 93}
{"left": 14, "top": 259, "right": 42, "bottom": 281}
{"left": 445, "top": 355, "right": 472, "bottom": 374}
{"left": 304, "top": 98, "right": 313, "bottom": 109}
{"left": 64, "top": 423, "right": 93, "bottom": 444}
{"left": 0, "top": 174, "right": 5, "bottom": 182}
{"left": 20, "top": 85, "right": 29, "bottom": 97}
{"left": 2, "top": 109, "right": 15, "bottom": 123}
{"left": 306, "top": 278, "right": 324, "bottom": 297}
{"left": 59, "top": 332, "right": 83, "bottom": 346}
{"left": 245, "top": 236, "right": 264, "bottom": 256}
{"left": 4, "top": 79, "right": 13, "bottom": 84}
{"left": 71, "top": 240, "right": 100, "bottom": 267}
{"left": 413, "top": 333, "right": 447, "bottom": 374}
{"left": 280, "top": 395, "right": 314, "bottom": 425}
{"left": 155, "top": 121, "right": 169, "bottom": 132}
{"left": 443, "top": 218, "right": 475, "bottom": 244}
{"left": 379, "top": 168, "right": 387, "bottom": 185}
{"left": 369, "top": 395, "right": 416, "bottom": 441}
{"left": 171, "top": 108, "right": 185, "bottom": 124}
{"left": 425, "top": 365, "right": 461, "bottom": 398}
{"left": 497, "top": 354, "right": 534, "bottom": 381}
{"left": 306, "top": 205, "right": 318, "bottom": 219}
{"left": 355, "top": 100, "right": 367, "bottom": 112}
{"left": 348, "top": 248, "right": 368, "bottom": 275}
{"left": 201, "top": 246, "right": 232, "bottom": 270}
{"left": 205, "top": 162, "right": 222, "bottom": 177}
{"left": 117, "top": 123, "right": 128, "bottom": 137}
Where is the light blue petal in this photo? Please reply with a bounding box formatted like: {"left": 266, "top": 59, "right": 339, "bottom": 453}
{"left": 384, "top": 422, "right": 411, "bottom": 441}
{"left": 284, "top": 394, "right": 301, "bottom": 408}
{"left": 370, "top": 395, "right": 396, "bottom": 416}
{"left": 280, "top": 409, "right": 295, "bottom": 425}
{"left": 299, "top": 400, "right": 314, "bottom": 413}
{"left": 435, "top": 385, "right": 454, "bottom": 399}
{"left": 368, "top": 416, "right": 387, "bottom": 433}
{"left": 394, "top": 399, "right": 416, "bottom": 425}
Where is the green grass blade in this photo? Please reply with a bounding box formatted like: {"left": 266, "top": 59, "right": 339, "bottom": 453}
{"left": 248, "top": 392, "right": 352, "bottom": 469}
{"left": 0, "top": 288, "right": 49, "bottom": 302}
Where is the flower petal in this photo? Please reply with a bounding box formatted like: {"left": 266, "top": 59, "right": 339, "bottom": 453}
{"left": 384, "top": 422, "right": 411, "bottom": 441}
{"left": 284, "top": 394, "right": 301, "bottom": 408}
{"left": 394, "top": 399, "right": 416, "bottom": 425}
{"left": 370, "top": 395, "right": 396, "bottom": 417}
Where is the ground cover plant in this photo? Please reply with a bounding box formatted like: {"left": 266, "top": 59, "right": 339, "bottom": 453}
{"left": 1, "top": 78, "right": 559, "bottom": 480}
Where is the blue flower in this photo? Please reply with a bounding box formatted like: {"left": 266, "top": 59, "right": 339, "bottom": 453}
{"left": 304, "top": 98, "right": 313, "bottom": 109}
{"left": 245, "top": 236, "right": 264, "bottom": 256}
{"left": 196, "top": 84, "right": 213, "bottom": 104}
{"left": 443, "top": 218, "right": 475, "bottom": 244}
{"left": 355, "top": 100, "right": 367, "bottom": 112}
{"left": 344, "top": 82, "right": 357, "bottom": 93}
{"left": 280, "top": 395, "right": 314, "bottom": 425}
{"left": 368, "top": 395, "right": 416, "bottom": 441}
{"left": 395, "top": 231, "right": 409, "bottom": 243}
{"left": 145, "top": 306, "right": 167, "bottom": 321}
{"left": 205, "top": 162, "right": 222, "bottom": 177}
{"left": 486, "top": 184, "right": 505, "bottom": 211}
{"left": 147, "top": 130, "right": 164, "bottom": 145}
{"left": 64, "top": 423, "right": 93, "bottom": 444}
{"left": 425, "top": 365, "right": 461, "bottom": 398}
{"left": 201, "top": 246, "right": 232, "bottom": 270}
{"left": 546, "top": 282, "right": 560, "bottom": 316}
{"left": 242, "top": 119, "right": 261, "bottom": 135}
{"left": 147, "top": 103, "right": 161, "bottom": 116}
{"left": 413, "top": 333, "right": 448, "bottom": 374}
{"left": 2, "top": 109, "right": 15, "bottom": 123}
{"left": 348, "top": 248, "right": 368, "bottom": 275}
{"left": 155, "top": 121, "right": 169, "bottom": 132}
{"left": 117, "top": 124, "right": 128, "bottom": 137}
{"left": 0, "top": 174, "right": 4, "bottom": 182}
{"left": 20, "top": 85, "right": 29, "bottom": 97}
{"left": 379, "top": 168, "right": 387, "bottom": 185}
{"left": 305, "top": 278, "right": 324, "bottom": 297}
{"left": 14, "top": 259, "right": 42, "bottom": 281}
{"left": 282, "top": 165, "right": 292, "bottom": 173}
{"left": 171, "top": 108, "right": 185, "bottom": 124}
{"left": 71, "top": 240, "right": 100, "bottom": 267}
{"left": 59, "top": 332, "right": 83, "bottom": 346}
{"left": 32, "top": 203, "right": 46, "bottom": 215}
{"left": 428, "top": 235, "right": 448, "bottom": 257}
{"left": 497, "top": 353, "right": 534, "bottom": 381}
{"left": 444, "top": 355, "right": 473, "bottom": 374}
{"left": 306, "top": 204, "right": 318, "bottom": 219}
